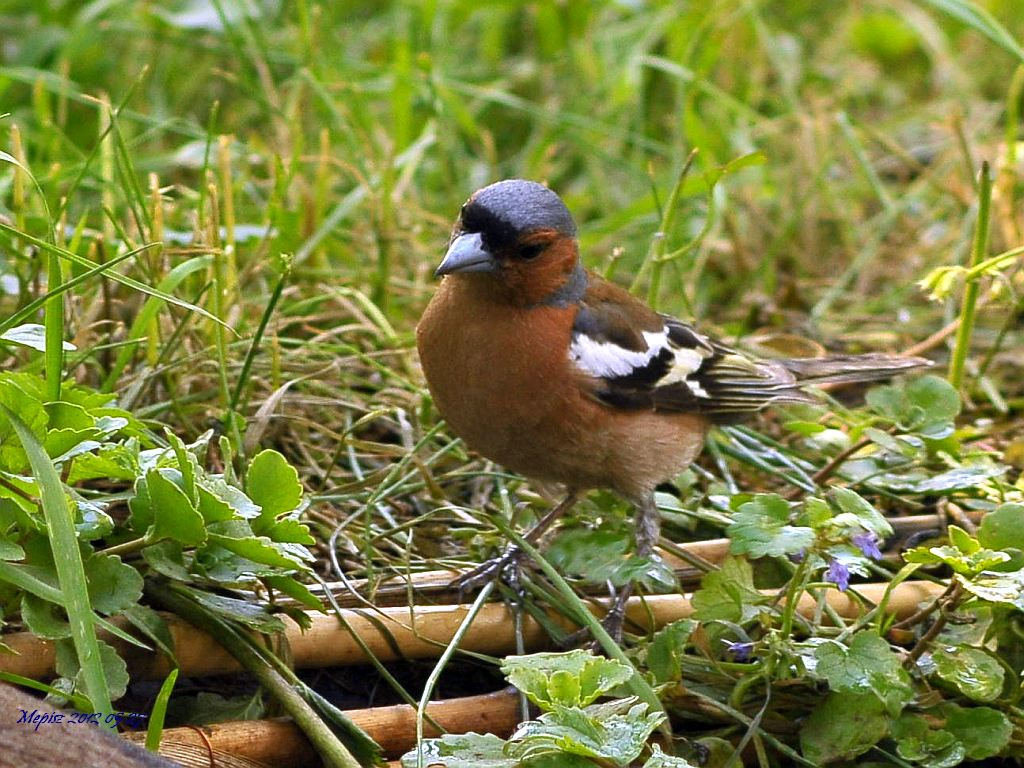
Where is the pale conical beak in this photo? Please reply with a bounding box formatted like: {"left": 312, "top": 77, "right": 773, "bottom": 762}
{"left": 434, "top": 232, "right": 497, "bottom": 277}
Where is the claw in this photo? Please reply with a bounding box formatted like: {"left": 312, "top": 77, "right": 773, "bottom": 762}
{"left": 451, "top": 491, "right": 583, "bottom": 599}
{"left": 453, "top": 545, "right": 525, "bottom": 596}
{"left": 557, "top": 583, "right": 634, "bottom": 649}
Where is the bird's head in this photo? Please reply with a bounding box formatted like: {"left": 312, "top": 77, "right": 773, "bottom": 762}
{"left": 436, "top": 179, "right": 584, "bottom": 306}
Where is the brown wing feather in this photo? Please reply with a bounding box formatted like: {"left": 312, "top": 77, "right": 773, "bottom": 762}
{"left": 570, "top": 272, "right": 932, "bottom": 417}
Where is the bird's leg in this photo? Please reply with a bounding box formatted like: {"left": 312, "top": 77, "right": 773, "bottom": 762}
{"left": 634, "top": 492, "right": 660, "bottom": 559}
{"left": 455, "top": 490, "right": 582, "bottom": 593}
{"left": 601, "top": 493, "right": 660, "bottom": 640}
{"left": 560, "top": 493, "right": 660, "bottom": 647}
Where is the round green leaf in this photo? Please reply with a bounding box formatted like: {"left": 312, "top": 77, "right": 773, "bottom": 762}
{"left": 933, "top": 646, "right": 1004, "bottom": 702}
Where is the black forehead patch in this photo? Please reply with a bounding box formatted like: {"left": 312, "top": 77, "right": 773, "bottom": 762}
{"left": 459, "top": 179, "right": 577, "bottom": 249}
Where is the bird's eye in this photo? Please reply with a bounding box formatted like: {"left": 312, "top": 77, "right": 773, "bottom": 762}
{"left": 519, "top": 243, "right": 544, "bottom": 260}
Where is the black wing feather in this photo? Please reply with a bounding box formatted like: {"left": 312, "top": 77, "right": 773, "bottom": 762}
{"left": 572, "top": 310, "right": 930, "bottom": 419}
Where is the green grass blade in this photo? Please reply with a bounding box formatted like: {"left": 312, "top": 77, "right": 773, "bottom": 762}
{"left": 144, "top": 668, "right": 178, "bottom": 752}
{"left": 100, "top": 254, "right": 214, "bottom": 391}
{"left": 0, "top": 221, "right": 229, "bottom": 329}
{"left": 918, "top": 0, "right": 1024, "bottom": 62}
{"left": 1, "top": 405, "right": 113, "bottom": 719}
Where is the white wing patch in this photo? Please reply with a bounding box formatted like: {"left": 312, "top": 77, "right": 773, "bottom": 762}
{"left": 569, "top": 330, "right": 666, "bottom": 377}
{"left": 658, "top": 345, "right": 711, "bottom": 389}
{"left": 569, "top": 324, "right": 715, "bottom": 398}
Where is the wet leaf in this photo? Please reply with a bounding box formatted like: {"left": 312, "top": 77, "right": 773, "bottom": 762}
{"left": 814, "top": 633, "right": 914, "bottom": 715}
{"left": 727, "top": 494, "right": 814, "bottom": 558}
{"left": 933, "top": 645, "right": 1004, "bottom": 702}
{"left": 691, "top": 556, "right": 767, "bottom": 623}
{"left": 939, "top": 703, "right": 1013, "bottom": 759}
{"left": 801, "top": 691, "right": 889, "bottom": 764}
{"left": 501, "top": 650, "right": 633, "bottom": 709}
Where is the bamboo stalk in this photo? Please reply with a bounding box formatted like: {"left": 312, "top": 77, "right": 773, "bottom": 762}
{"left": 304, "top": 510, "right": 975, "bottom": 609}
{"left": 124, "top": 689, "right": 520, "bottom": 764}
{"left": 0, "top": 581, "right": 946, "bottom": 681}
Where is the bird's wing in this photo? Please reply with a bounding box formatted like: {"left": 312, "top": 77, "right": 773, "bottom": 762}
{"left": 567, "top": 272, "right": 930, "bottom": 417}
{"left": 570, "top": 305, "right": 811, "bottom": 416}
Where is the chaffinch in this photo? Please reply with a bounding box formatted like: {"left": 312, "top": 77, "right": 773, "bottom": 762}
{"left": 417, "top": 179, "right": 929, "bottom": 585}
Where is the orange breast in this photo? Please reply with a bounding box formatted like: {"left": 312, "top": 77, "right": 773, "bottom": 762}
{"left": 416, "top": 277, "right": 710, "bottom": 500}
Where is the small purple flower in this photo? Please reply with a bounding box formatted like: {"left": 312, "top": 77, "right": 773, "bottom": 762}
{"left": 825, "top": 559, "right": 850, "bottom": 591}
{"left": 853, "top": 531, "right": 883, "bottom": 561}
{"left": 788, "top": 550, "right": 806, "bottom": 564}
{"left": 722, "top": 640, "right": 754, "bottom": 661}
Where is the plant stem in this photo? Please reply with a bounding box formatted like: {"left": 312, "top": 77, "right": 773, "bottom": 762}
{"left": 948, "top": 161, "right": 993, "bottom": 389}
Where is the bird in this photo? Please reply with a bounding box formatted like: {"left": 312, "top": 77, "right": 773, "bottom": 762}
{"left": 416, "top": 179, "right": 930, "bottom": 621}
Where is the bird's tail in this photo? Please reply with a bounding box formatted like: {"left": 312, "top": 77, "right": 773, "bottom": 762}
{"left": 699, "top": 352, "right": 933, "bottom": 417}
{"left": 776, "top": 353, "right": 933, "bottom": 386}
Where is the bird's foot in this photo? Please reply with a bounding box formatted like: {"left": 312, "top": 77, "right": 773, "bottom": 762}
{"left": 599, "top": 587, "right": 631, "bottom": 643}
{"left": 453, "top": 545, "right": 525, "bottom": 596}
{"left": 558, "top": 583, "right": 633, "bottom": 648}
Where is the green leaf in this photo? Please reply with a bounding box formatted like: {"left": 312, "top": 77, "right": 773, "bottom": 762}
{"left": 46, "top": 401, "right": 96, "bottom": 432}
{"left": 174, "top": 690, "right": 265, "bottom": 726}
{"left": 691, "top": 556, "right": 767, "bottom": 623}
{"left": 74, "top": 499, "right": 114, "bottom": 542}
{"left": 246, "top": 449, "right": 303, "bottom": 530}
{"left": 933, "top": 646, "right": 1005, "bottom": 702}
{"left": 645, "top": 620, "right": 696, "bottom": 684}
{"left": 727, "top": 494, "right": 815, "bottom": 558}
{"left": 814, "top": 633, "right": 914, "bottom": 715}
{"left": 891, "top": 713, "right": 963, "bottom": 768}
{"left": 266, "top": 518, "right": 316, "bottom": 545}
{"left": 549, "top": 524, "right": 675, "bottom": 590}
{"left": 905, "top": 542, "right": 1010, "bottom": 576}
{"left": 829, "top": 487, "right": 893, "bottom": 538}
{"left": 866, "top": 381, "right": 910, "bottom": 423}
{"left": 863, "top": 426, "right": 915, "bottom": 456}
{"left": 800, "top": 691, "right": 888, "bottom": 764}
{"left": 905, "top": 375, "right": 961, "bottom": 423}
{"left": 978, "top": 503, "right": 1024, "bottom": 550}
{"left": 871, "top": 462, "right": 1005, "bottom": 494}
{"left": 85, "top": 552, "right": 144, "bottom": 616}
{"left": 145, "top": 668, "right": 178, "bottom": 753}
{"left": 0, "top": 534, "right": 25, "bottom": 560}
{"left": 939, "top": 703, "right": 1013, "bottom": 759}
{"left": 959, "top": 568, "right": 1024, "bottom": 609}
{"left": 866, "top": 375, "right": 960, "bottom": 433}
{"left": 69, "top": 444, "right": 140, "bottom": 484}
{"left": 147, "top": 468, "right": 207, "bottom": 546}
{"left": 121, "top": 604, "right": 174, "bottom": 660}
{"left": 511, "top": 701, "right": 662, "bottom": 765}
{"left": 21, "top": 592, "right": 71, "bottom": 639}
{"left": 401, "top": 733, "right": 516, "bottom": 768}
{"left": 948, "top": 525, "right": 979, "bottom": 554}
{"left": 802, "top": 497, "right": 833, "bottom": 528}
{"left": 1, "top": 402, "right": 112, "bottom": 716}
{"left": 55, "top": 637, "right": 129, "bottom": 701}
{"left": 142, "top": 540, "right": 192, "bottom": 581}
{"left": 0, "top": 376, "right": 47, "bottom": 473}
{"left": 643, "top": 744, "right": 699, "bottom": 768}
{"left": 174, "top": 585, "right": 287, "bottom": 633}
{"left": 46, "top": 431, "right": 101, "bottom": 464}
{"left": 197, "top": 483, "right": 241, "bottom": 523}
{"left": 262, "top": 574, "right": 324, "bottom": 612}
{"left": 204, "top": 517, "right": 313, "bottom": 570}
{"left": 501, "top": 650, "right": 633, "bottom": 709}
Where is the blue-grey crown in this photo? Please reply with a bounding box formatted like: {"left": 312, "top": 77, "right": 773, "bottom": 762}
{"left": 459, "top": 179, "right": 576, "bottom": 249}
